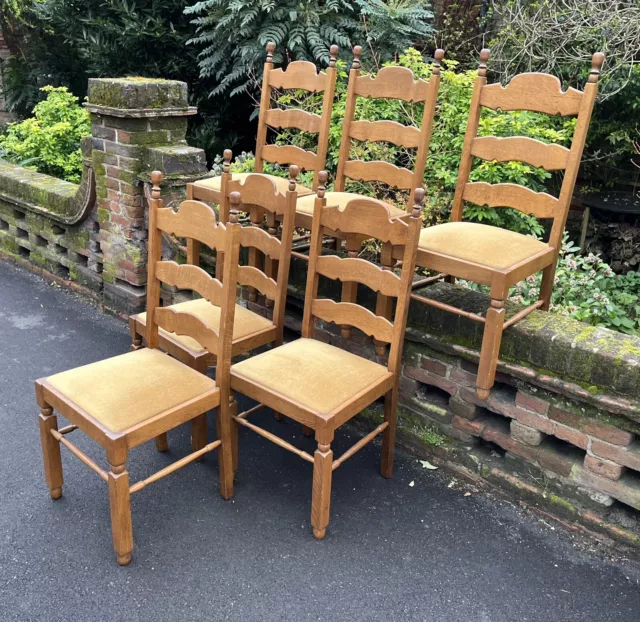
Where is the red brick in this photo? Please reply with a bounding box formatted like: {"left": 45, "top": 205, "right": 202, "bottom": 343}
{"left": 452, "top": 415, "right": 485, "bottom": 437}
{"left": 584, "top": 454, "right": 625, "bottom": 481}
{"left": 510, "top": 420, "right": 544, "bottom": 446}
{"left": 572, "top": 466, "right": 640, "bottom": 511}
{"left": 483, "top": 424, "right": 537, "bottom": 462}
{"left": 549, "top": 406, "right": 633, "bottom": 446}
{"left": 399, "top": 375, "right": 420, "bottom": 396}
{"left": 591, "top": 440, "right": 640, "bottom": 472}
{"left": 537, "top": 442, "right": 581, "bottom": 477}
{"left": 450, "top": 367, "right": 477, "bottom": 387}
{"left": 420, "top": 357, "right": 447, "bottom": 377}
{"left": 515, "top": 391, "right": 548, "bottom": 415}
{"left": 448, "top": 395, "right": 482, "bottom": 420}
{"left": 105, "top": 177, "right": 120, "bottom": 190}
{"left": 404, "top": 366, "right": 457, "bottom": 396}
{"left": 514, "top": 409, "right": 555, "bottom": 435}
{"left": 458, "top": 386, "right": 487, "bottom": 408}
{"left": 554, "top": 424, "right": 589, "bottom": 450}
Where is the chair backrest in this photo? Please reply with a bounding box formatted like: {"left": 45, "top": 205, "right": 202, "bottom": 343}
{"left": 220, "top": 153, "right": 299, "bottom": 344}
{"left": 334, "top": 46, "right": 444, "bottom": 206}
{"left": 255, "top": 42, "right": 339, "bottom": 190}
{"left": 451, "top": 48, "right": 604, "bottom": 251}
{"left": 302, "top": 171, "right": 423, "bottom": 376}
{"left": 146, "top": 171, "right": 242, "bottom": 389}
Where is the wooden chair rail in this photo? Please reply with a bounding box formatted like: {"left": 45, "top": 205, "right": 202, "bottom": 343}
{"left": 236, "top": 403, "right": 267, "bottom": 420}
{"left": 156, "top": 262, "right": 223, "bottom": 306}
{"left": 58, "top": 424, "right": 78, "bottom": 435}
{"left": 502, "top": 299, "right": 544, "bottom": 328}
{"left": 264, "top": 108, "right": 322, "bottom": 133}
{"left": 155, "top": 202, "right": 226, "bottom": 250}
{"left": 411, "top": 273, "right": 446, "bottom": 290}
{"left": 315, "top": 255, "right": 402, "bottom": 297}
{"left": 154, "top": 307, "right": 219, "bottom": 354}
{"left": 480, "top": 74, "right": 583, "bottom": 116}
{"left": 463, "top": 182, "right": 559, "bottom": 219}
{"left": 349, "top": 120, "right": 422, "bottom": 149}
{"left": 470, "top": 136, "right": 570, "bottom": 171}
{"left": 291, "top": 249, "right": 310, "bottom": 262}
{"left": 312, "top": 299, "right": 394, "bottom": 343}
{"left": 269, "top": 61, "right": 327, "bottom": 92}
{"left": 411, "top": 292, "right": 487, "bottom": 323}
{"left": 233, "top": 415, "right": 315, "bottom": 463}
{"left": 50, "top": 428, "right": 108, "bottom": 482}
{"left": 261, "top": 144, "right": 318, "bottom": 171}
{"left": 343, "top": 160, "right": 413, "bottom": 190}
{"left": 355, "top": 66, "right": 430, "bottom": 102}
{"left": 239, "top": 225, "right": 282, "bottom": 259}
{"left": 331, "top": 421, "right": 388, "bottom": 471}
{"left": 238, "top": 265, "right": 278, "bottom": 300}
{"left": 129, "top": 440, "right": 221, "bottom": 494}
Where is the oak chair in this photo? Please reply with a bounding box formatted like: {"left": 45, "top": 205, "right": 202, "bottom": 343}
{"left": 294, "top": 45, "right": 443, "bottom": 342}
{"left": 228, "top": 171, "right": 423, "bottom": 539}
{"left": 36, "top": 172, "right": 243, "bottom": 565}
{"left": 189, "top": 42, "right": 339, "bottom": 208}
{"left": 394, "top": 49, "right": 604, "bottom": 399}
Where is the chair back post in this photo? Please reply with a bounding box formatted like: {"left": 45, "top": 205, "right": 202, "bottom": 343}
{"left": 548, "top": 52, "right": 604, "bottom": 252}
{"left": 302, "top": 171, "right": 328, "bottom": 338}
{"left": 450, "top": 48, "right": 490, "bottom": 223}
{"left": 411, "top": 49, "right": 444, "bottom": 206}
{"left": 387, "top": 189, "right": 424, "bottom": 376}
{"left": 334, "top": 46, "right": 362, "bottom": 192}
{"left": 145, "top": 171, "right": 164, "bottom": 350}
{"left": 254, "top": 42, "right": 276, "bottom": 174}
{"left": 273, "top": 165, "right": 300, "bottom": 344}
{"left": 313, "top": 45, "right": 339, "bottom": 190}
{"left": 216, "top": 149, "right": 234, "bottom": 281}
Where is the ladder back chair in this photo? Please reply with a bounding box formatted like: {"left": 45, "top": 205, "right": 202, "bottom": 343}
{"left": 295, "top": 45, "right": 443, "bottom": 340}
{"left": 36, "top": 172, "right": 243, "bottom": 565}
{"left": 228, "top": 171, "right": 423, "bottom": 539}
{"left": 398, "top": 49, "right": 604, "bottom": 400}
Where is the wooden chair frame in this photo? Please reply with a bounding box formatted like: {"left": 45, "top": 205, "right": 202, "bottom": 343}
{"left": 36, "top": 173, "right": 243, "bottom": 565}
{"left": 189, "top": 42, "right": 339, "bottom": 207}
{"left": 228, "top": 171, "right": 423, "bottom": 539}
{"left": 396, "top": 49, "right": 604, "bottom": 399}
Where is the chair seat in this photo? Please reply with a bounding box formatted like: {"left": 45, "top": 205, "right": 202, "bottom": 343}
{"left": 296, "top": 192, "right": 407, "bottom": 219}
{"left": 419, "top": 222, "right": 550, "bottom": 270}
{"left": 44, "top": 349, "right": 218, "bottom": 433}
{"left": 135, "top": 298, "right": 274, "bottom": 353}
{"left": 231, "top": 338, "right": 391, "bottom": 415}
{"left": 193, "top": 173, "right": 312, "bottom": 196}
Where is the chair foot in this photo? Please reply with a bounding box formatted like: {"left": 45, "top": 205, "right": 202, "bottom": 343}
{"left": 313, "top": 528, "right": 327, "bottom": 540}
{"left": 39, "top": 406, "right": 64, "bottom": 498}
{"left": 476, "top": 388, "right": 490, "bottom": 401}
{"left": 302, "top": 425, "right": 313, "bottom": 437}
{"left": 155, "top": 433, "right": 169, "bottom": 452}
{"left": 117, "top": 553, "right": 132, "bottom": 566}
{"left": 273, "top": 411, "right": 284, "bottom": 422}
{"left": 476, "top": 299, "right": 505, "bottom": 400}
{"left": 50, "top": 487, "right": 62, "bottom": 500}
{"left": 108, "top": 462, "right": 133, "bottom": 568}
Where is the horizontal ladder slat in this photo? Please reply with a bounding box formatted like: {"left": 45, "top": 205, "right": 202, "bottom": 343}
{"left": 355, "top": 66, "right": 430, "bottom": 102}
{"left": 156, "top": 202, "right": 225, "bottom": 250}
{"left": 265, "top": 108, "right": 322, "bottom": 133}
{"left": 316, "top": 255, "right": 402, "bottom": 297}
{"left": 51, "top": 429, "right": 108, "bottom": 482}
{"left": 156, "top": 262, "right": 223, "bottom": 306}
{"left": 268, "top": 62, "right": 327, "bottom": 92}
{"left": 343, "top": 160, "right": 414, "bottom": 190}
{"left": 238, "top": 265, "right": 277, "bottom": 300}
{"left": 463, "top": 182, "right": 559, "bottom": 219}
{"left": 227, "top": 174, "right": 290, "bottom": 214}
{"left": 240, "top": 225, "right": 282, "bottom": 259}
{"left": 349, "top": 120, "right": 421, "bottom": 149}
{"left": 332, "top": 422, "right": 388, "bottom": 471}
{"left": 471, "top": 136, "right": 569, "bottom": 171}
{"left": 312, "top": 299, "right": 394, "bottom": 343}
{"left": 262, "top": 145, "right": 318, "bottom": 172}
{"left": 154, "top": 307, "right": 219, "bottom": 353}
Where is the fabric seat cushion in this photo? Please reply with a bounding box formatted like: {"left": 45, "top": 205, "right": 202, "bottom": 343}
{"left": 231, "top": 338, "right": 390, "bottom": 415}
{"left": 296, "top": 192, "right": 407, "bottom": 219}
{"left": 193, "top": 173, "right": 312, "bottom": 196}
{"left": 137, "top": 298, "right": 274, "bottom": 353}
{"left": 46, "top": 348, "right": 217, "bottom": 433}
{"left": 419, "top": 222, "right": 550, "bottom": 270}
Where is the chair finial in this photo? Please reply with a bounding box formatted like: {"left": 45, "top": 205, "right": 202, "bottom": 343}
{"left": 412, "top": 188, "right": 425, "bottom": 219}
{"left": 317, "top": 171, "right": 328, "bottom": 199}
{"left": 352, "top": 46, "right": 362, "bottom": 70}
{"left": 329, "top": 45, "right": 339, "bottom": 68}
{"left": 589, "top": 52, "right": 605, "bottom": 83}
{"left": 288, "top": 165, "right": 299, "bottom": 191}
{"left": 433, "top": 49, "right": 445, "bottom": 76}
{"left": 229, "top": 191, "right": 241, "bottom": 223}
{"left": 151, "top": 171, "right": 162, "bottom": 200}
{"left": 223, "top": 149, "right": 232, "bottom": 174}
{"left": 266, "top": 42, "right": 275, "bottom": 64}
{"left": 478, "top": 48, "right": 490, "bottom": 77}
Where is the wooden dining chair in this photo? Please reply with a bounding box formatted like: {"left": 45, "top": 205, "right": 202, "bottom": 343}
{"left": 188, "top": 42, "right": 339, "bottom": 207}
{"left": 227, "top": 171, "right": 423, "bottom": 539}
{"left": 130, "top": 163, "right": 299, "bottom": 446}
{"left": 394, "top": 49, "right": 604, "bottom": 400}
{"left": 36, "top": 172, "right": 242, "bottom": 565}
{"left": 293, "top": 45, "right": 443, "bottom": 342}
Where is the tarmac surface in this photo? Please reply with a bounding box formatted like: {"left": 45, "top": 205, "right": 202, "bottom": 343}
{"left": 1, "top": 259, "right": 640, "bottom": 621}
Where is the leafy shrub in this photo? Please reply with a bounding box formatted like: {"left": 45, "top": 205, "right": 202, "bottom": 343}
{"left": 0, "top": 86, "right": 90, "bottom": 182}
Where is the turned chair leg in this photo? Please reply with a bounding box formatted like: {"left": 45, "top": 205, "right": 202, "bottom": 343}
{"left": 374, "top": 242, "right": 394, "bottom": 358}
{"left": 108, "top": 461, "right": 133, "bottom": 566}
{"left": 128, "top": 317, "right": 144, "bottom": 351}
{"left": 191, "top": 415, "right": 207, "bottom": 462}
{"left": 311, "top": 442, "right": 333, "bottom": 539}
{"left": 39, "top": 407, "right": 63, "bottom": 500}
{"left": 476, "top": 299, "right": 506, "bottom": 400}
{"left": 539, "top": 263, "right": 556, "bottom": 311}
{"left": 381, "top": 388, "right": 398, "bottom": 479}
{"left": 229, "top": 395, "right": 239, "bottom": 475}
{"left": 217, "top": 398, "right": 235, "bottom": 500}
{"left": 340, "top": 235, "right": 360, "bottom": 339}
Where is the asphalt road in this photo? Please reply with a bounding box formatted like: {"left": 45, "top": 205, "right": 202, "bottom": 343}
{"left": 1, "top": 259, "right": 639, "bottom": 622}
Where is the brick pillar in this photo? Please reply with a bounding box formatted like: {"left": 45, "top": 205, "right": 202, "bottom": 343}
{"left": 86, "top": 78, "right": 206, "bottom": 313}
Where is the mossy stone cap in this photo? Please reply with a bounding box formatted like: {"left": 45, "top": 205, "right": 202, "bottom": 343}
{"left": 88, "top": 78, "right": 189, "bottom": 110}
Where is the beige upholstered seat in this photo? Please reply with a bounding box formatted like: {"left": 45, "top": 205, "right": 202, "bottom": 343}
{"left": 193, "top": 173, "right": 312, "bottom": 196}
{"left": 296, "top": 192, "right": 407, "bottom": 219}
{"left": 136, "top": 298, "right": 274, "bottom": 353}
{"left": 419, "top": 221, "right": 550, "bottom": 270}
{"left": 46, "top": 348, "right": 218, "bottom": 433}
{"left": 231, "top": 338, "right": 391, "bottom": 415}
